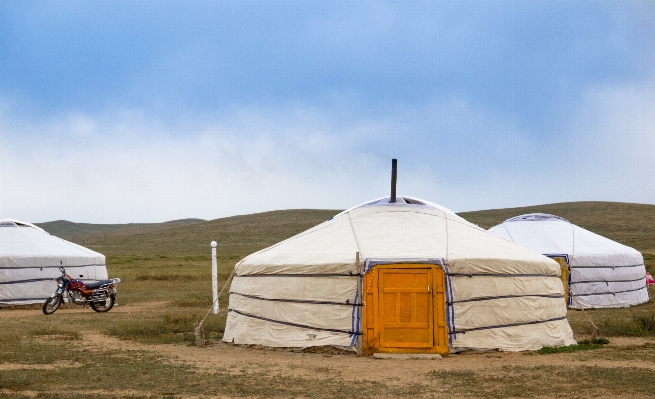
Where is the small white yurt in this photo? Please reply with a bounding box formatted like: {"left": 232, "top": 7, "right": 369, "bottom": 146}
{"left": 223, "top": 197, "right": 575, "bottom": 354}
{"left": 488, "top": 213, "right": 649, "bottom": 309}
{"left": 0, "top": 219, "right": 108, "bottom": 306}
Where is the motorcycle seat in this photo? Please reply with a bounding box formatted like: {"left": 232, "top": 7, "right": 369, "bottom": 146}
{"left": 84, "top": 280, "right": 114, "bottom": 289}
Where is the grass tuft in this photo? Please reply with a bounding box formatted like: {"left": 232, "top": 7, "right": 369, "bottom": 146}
{"left": 171, "top": 295, "right": 212, "bottom": 308}
{"left": 634, "top": 313, "right": 655, "bottom": 331}
{"left": 106, "top": 313, "right": 198, "bottom": 343}
{"left": 135, "top": 273, "right": 203, "bottom": 281}
{"left": 598, "top": 310, "right": 655, "bottom": 336}
{"left": 29, "top": 326, "right": 81, "bottom": 340}
{"left": 106, "top": 312, "right": 226, "bottom": 344}
{"left": 537, "top": 337, "right": 609, "bottom": 354}
{"left": 568, "top": 305, "right": 655, "bottom": 337}
{"left": 427, "top": 370, "right": 476, "bottom": 379}
{"left": 586, "top": 337, "right": 610, "bottom": 344}
{"left": 427, "top": 364, "right": 655, "bottom": 398}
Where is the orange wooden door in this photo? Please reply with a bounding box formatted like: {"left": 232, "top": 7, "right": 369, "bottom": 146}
{"left": 551, "top": 257, "right": 570, "bottom": 304}
{"left": 378, "top": 268, "right": 433, "bottom": 348}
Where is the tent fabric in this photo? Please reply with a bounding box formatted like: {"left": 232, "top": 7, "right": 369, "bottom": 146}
{"left": 647, "top": 272, "right": 655, "bottom": 285}
{"left": 488, "top": 213, "right": 649, "bottom": 309}
{"left": 0, "top": 219, "right": 107, "bottom": 306}
{"left": 223, "top": 198, "right": 575, "bottom": 352}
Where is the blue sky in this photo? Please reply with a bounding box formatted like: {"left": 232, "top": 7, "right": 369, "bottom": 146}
{"left": 1, "top": 1, "right": 654, "bottom": 223}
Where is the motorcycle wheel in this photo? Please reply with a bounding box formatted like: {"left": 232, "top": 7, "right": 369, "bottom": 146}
{"left": 42, "top": 295, "right": 62, "bottom": 315}
{"left": 90, "top": 294, "right": 115, "bottom": 313}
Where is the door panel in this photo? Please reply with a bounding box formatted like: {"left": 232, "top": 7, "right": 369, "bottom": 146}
{"left": 379, "top": 269, "right": 433, "bottom": 348}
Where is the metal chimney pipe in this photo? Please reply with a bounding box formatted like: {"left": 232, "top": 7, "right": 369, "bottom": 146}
{"left": 390, "top": 159, "right": 397, "bottom": 203}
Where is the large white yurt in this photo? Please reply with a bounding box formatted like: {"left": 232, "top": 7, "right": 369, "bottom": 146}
{"left": 0, "top": 219, "right": 108, "bottom": 306}
{"left": 223, "top": 197, "right": 575, "bottom": 354}
{"left": 488, "top": 213, "right": 649, "bottom": 309}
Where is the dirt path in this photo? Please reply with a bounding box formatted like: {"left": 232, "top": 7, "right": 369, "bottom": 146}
{"left": 73, "top": 329, "right": 655, "bottom": 385}
{"left": 0, "top": 301, "right": 169, "bottom": 318}
{"left": 4, "top": 303, "right": 655, "bottom": 382}
{"left": 0, "top": 361, "right": 84, "bottom": 371}
{"left": 3, "top": 304, "right": 655, "bottom": 398}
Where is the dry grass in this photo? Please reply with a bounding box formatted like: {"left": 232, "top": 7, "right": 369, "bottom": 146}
{"left": 2, "top": 314, "right": 654, "bottom": 399}
{"left": 1, "top": 297, "right": 654, "bottom": 398}
{"left": 427, "top": 363, "right": 655, "bottom": 398}
{"left": 2, "top": 202, "right": 653, "bottom": 397}
{"left": 567, "top": 291, "right": 655, "bottom": 338}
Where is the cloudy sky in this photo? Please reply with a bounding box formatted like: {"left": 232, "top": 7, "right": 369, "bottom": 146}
{"left": 1, "top": 1, "right": 654, "bottom": 223}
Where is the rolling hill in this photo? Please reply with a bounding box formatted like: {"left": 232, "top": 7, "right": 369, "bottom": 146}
{"left": 36, "top": 218, "right": 206, "bottom": 241}
{"left": 43, "top": 210, "right": 341, "bottom": 257}
{"left": 35, "top": 202, "right": 654, "bottom": 272}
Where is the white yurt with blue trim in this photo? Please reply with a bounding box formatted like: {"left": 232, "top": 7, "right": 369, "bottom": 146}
{"left": 223, "top": 197, "right": 575, "bottom": 354}
{"left": 488, "top": 213, "right": 649, "bottom": 309}
{"left": 0, "top": 219, "right": 108, "bottom": 306}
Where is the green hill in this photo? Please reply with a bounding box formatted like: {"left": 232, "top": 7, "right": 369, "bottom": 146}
{"left": 36, "top": 202, "right": 654, "bottom": 273}
{"left": 36, "top": 218, "right": 206, "bottom": 241}
{"left": 68, "top": 209, "right": 340, "bottom": 257}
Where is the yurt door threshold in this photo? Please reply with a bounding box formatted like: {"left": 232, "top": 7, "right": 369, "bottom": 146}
{"left": 362, "top": 264, "right": 449, "bottom": 355}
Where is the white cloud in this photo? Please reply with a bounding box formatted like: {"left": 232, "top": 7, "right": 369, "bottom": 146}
{"left": 1, "top": 106, "right": 391, "bottom": 223}
{"left": 561, "top": 80, "right": 655, "bottom": 203}
{"left": 1, "top": 84, "right": 654, "bottom": 224}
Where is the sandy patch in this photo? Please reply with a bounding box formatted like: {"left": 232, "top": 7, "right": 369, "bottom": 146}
{"left": 0, "top": 301, "right": 170, "bottom": 318}
{"left": 0, "top": 361, "right": 83, "bottom": 371}
{"left": 70, "top": 331, "right": 655, "bottom": 385}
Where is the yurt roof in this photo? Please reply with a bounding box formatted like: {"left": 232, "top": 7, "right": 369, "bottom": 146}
{"left": 488, "top": 213, "right": 641, "bottom": 265}
{"left": 236, "top": 197, "right": 557, "bottom": 276}
{"left": 0, "top": 219, "right": 104, "bottom": 266}
{"left": 0, "top": 218, "right": 46, "bottom": 232}
{"left": 332, "top": 195, "right": 469, "bottom": 223}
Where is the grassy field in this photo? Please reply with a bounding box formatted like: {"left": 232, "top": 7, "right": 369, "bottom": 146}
{"left": 1, "top": 201, "right": 653, "bottom": 398}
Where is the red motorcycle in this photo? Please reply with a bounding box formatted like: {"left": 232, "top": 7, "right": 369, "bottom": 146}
{"left": 42, "top": 266, "right": 121, "bottom": 314}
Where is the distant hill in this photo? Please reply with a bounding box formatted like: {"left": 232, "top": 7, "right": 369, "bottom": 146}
{"left": 62, "top": 210, "right": 340, "bottom": 257}
{"left": 36, "top": 202, "right": 654, "bottom": 272}
{"left": 36, "top": 218, "right": 206, "bottom": 241}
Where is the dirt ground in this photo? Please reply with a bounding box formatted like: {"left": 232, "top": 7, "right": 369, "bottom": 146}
{"left": 80, "top": 331, "right": 655, "bottom": 377}
{"left": 0, "top": 303, "right": 655, "bottom": 397}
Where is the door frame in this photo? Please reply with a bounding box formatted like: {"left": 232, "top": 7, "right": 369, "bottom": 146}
{"left": 546, "top": 254, "right": 571, "bottom": 306}
{"left": 361, "top": 263, "right": 449, "bottom": 355}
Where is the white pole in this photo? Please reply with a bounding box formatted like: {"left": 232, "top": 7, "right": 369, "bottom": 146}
{"left": 211, "top": 241, "right": 218, "bottom": 314}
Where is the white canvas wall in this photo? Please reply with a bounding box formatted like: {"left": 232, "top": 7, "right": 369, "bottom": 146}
{"left": 488, "top": 214, "right": 649, "bottom": 308}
